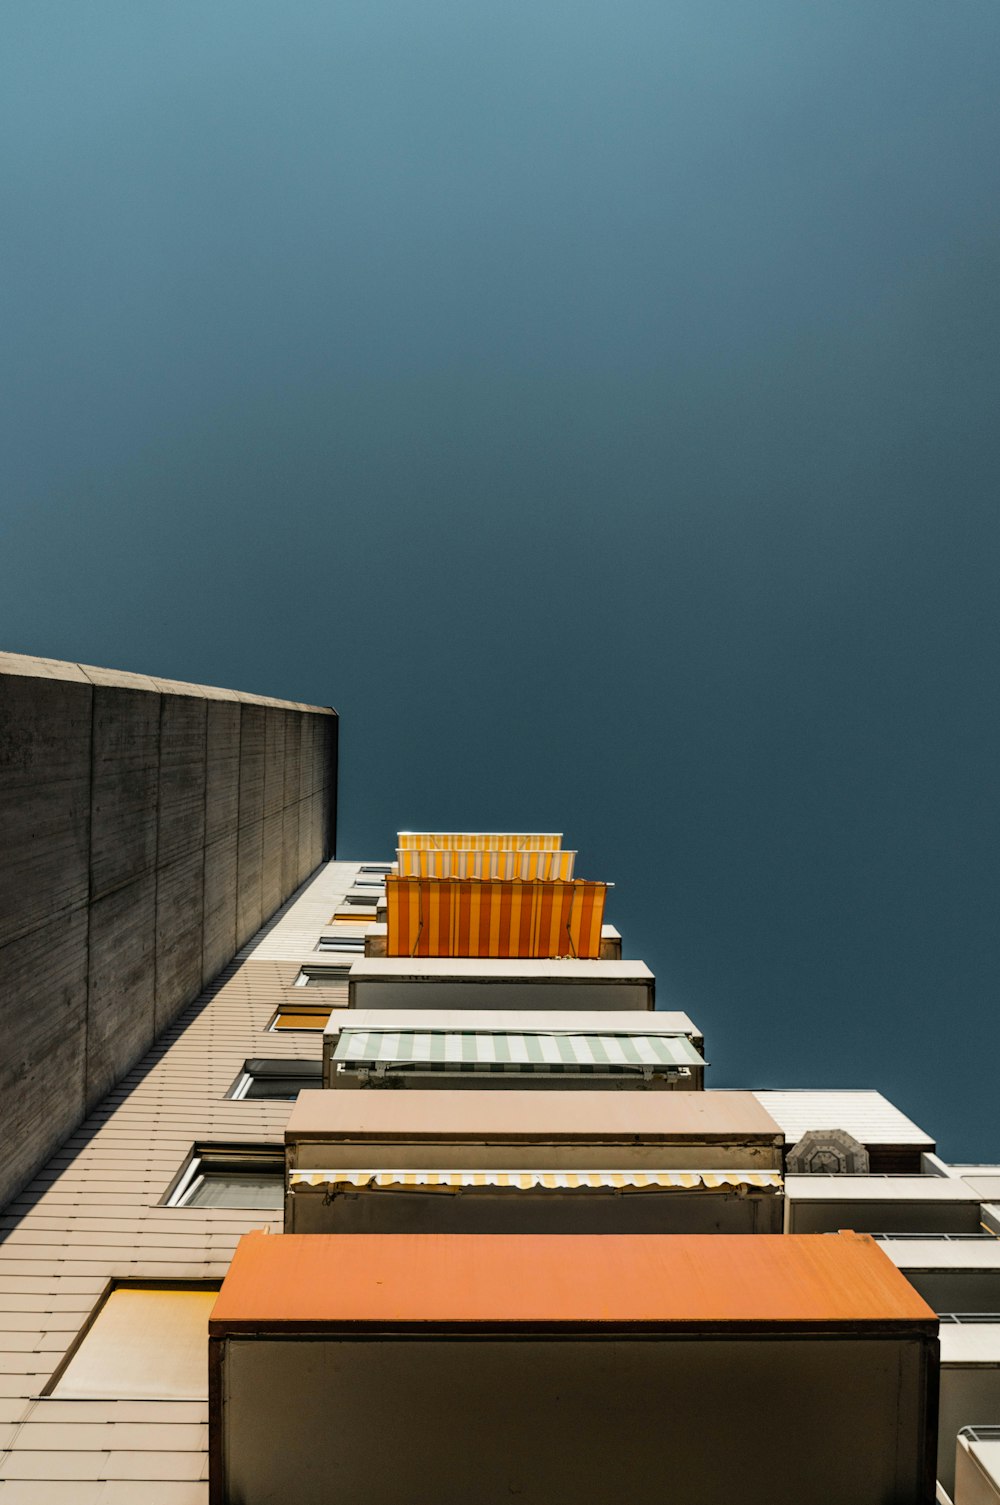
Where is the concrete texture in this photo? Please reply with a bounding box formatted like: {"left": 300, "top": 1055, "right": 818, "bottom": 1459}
{"left": 0, "top": 650, "right": 337, "bottom": 1210}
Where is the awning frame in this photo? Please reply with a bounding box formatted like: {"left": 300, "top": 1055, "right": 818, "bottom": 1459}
{"left": 288, "top": 1168, "right": 784, "bottom": 1195}
{"left": 397, "top": 833, "right": 563, "bottom": 851}
{"left": 342, "top": 1062, "right": 695, "bottom": 1085}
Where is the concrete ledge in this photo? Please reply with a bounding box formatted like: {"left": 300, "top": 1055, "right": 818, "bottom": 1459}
{"left": 0, "top": 649, "right": 336, "bottom": 713}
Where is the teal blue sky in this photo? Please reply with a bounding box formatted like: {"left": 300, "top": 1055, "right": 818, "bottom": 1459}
{"left": 2, "top": 3, "right": 998, "bottom": 1156}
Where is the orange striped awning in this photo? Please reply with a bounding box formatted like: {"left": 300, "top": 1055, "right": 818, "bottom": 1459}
{"left": 397, "top": 833, "right": 562, "bottom": 852}
{"left": 386, "top": 876, "right": 607, "bottom": 959}
{"left": 396, "top": 849, "right": 576, "bottom": 880}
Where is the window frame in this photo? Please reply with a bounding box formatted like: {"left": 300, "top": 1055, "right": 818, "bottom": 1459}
{"left": 268, "top": 1002, "right": 337, "bottom": 1031}
{"left": 164, "top": 1143, "right": 285, "bottom": 1208}
{"left": 294, "top": 964, "right": 351, "bottom": 987}
{"left": 228, "top": 1058, "right": 323, "bottom": 1101}
{"left": 45, "top": 1280, "right": 223, "bottom": 1400}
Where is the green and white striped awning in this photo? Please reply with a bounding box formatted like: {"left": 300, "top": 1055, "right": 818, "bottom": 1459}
{"left": 332, "top": 1029, "right": 704, "bottom": 1075}
{"left": 289, "top": 1169, "right": 782, "bottom": 1192}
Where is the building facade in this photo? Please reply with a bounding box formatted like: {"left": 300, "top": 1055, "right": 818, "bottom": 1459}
{"left": 0, "top": 665, "right": 998, "bottom": 1502}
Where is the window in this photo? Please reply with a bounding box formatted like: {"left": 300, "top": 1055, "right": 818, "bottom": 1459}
{"left": 316, "top": 935, "right": 365, "bottom": 953}
{"left": 167, "top": 1145, "right": 284, "bottom": 1209}
{"left": 359, "top": 864, "right": 392, "bottom": 874}
{"left": 295, "top": 965, "right": 351, "bottom": 987}
{"left": 50, "top": 1283, "right": 220, "bottom": 1399}
{"left": 353, "top": 878, "right": 385, "bottom": 889}
{"left": 270, "top": 1004, "right": 334, "bottom": 1031}
{"left": 345, "top": 892, "right": 379, "bottom": 906}
{"left": 228, "top": 1058, "right": 322, "bottom": 1101}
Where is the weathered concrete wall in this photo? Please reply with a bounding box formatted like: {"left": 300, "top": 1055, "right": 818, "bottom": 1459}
{"left": 0, "top": 652, "right": 337, "bottom": 1209}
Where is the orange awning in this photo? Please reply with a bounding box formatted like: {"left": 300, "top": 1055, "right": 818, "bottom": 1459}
{"left": 212, "top": 1230, "right": 937, "bottom": 1329}
{"left": 396, "top": 848, "right": 575, "bottom": 880}
{"left": 386, "top": 876, "right": 607, "bottom": 959}
{"left": 397, "top": 832, "right": 562, "bottom": 852}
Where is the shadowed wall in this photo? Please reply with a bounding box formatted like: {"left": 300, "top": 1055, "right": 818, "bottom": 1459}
{"left": 0, "top": 651, "right": 337, "bottom": 1208}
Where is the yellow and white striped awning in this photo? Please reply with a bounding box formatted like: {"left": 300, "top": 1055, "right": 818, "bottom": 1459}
{"left": 386, "top": 876, "right": 607, "bottom": 959}
{"left": 397, "top": 833, "right": 563, "bottom": 852}
{"left": 288, "top": 1169, "right": 783, "bottom": 1192}
{"left": 397, "top": 849, "right": 576, "bottom": 880}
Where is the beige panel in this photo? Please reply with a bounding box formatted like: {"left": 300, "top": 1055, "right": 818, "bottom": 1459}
{"left": 54, "top": 1288, "right": 218, "bottom": 1400}
{"left": 940, "top": 1367, "right": 1000, "bottom": 1496}
{"left": 955, "top": 1437, "right": 1000, "bottom": 1505}
{"left": 287, "top": 1085, "right": 777, "bottom": 1143}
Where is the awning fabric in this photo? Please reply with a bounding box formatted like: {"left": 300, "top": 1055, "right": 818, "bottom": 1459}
{"left": 397, "top": 833, "right": 562, "bottom": 852}
{"left": 289, "top": 1169, "right": 782, "bottom": 1191}
{"left": 332, "top": 1029, "right": 704, "bottom": 1074}
{"left": 396, "top": 849, "right": 576, "bottom": 881}
{"left": 386, "top": 876, "right": 606, "bottom": 959}
{"left": 273, "top": 1009, "right": 332, "bottom": 1031}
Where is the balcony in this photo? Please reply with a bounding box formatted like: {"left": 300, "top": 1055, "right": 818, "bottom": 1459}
{"left": 208, "top": 1230, "right": 937, "bottom": 1505}
{"left": 346, "top": 956, "right": 655, "bottom": 1011}
{"left": 785, "top": 1174, "right": 984, "bottom": 1234}
{"left": 322, "top": 1007, "right": 703, "bottom": 1092}
{"left": 956, "top": 1427, "right": 1000, "bottom": 1504}
{"left": 283, "top": 1087, "right": 782, "bottom": 1235}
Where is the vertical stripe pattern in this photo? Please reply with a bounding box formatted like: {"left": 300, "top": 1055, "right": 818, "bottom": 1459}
{"left": 397, "top": 833, "right": 562, "bottom": 851}
{"left": 332, "top": 1029, "right": 704, "bottom": 1071}
{"left": 385, "top": 877, "right": 607, "bottom": 959}
{"left": 396, "top": 850, "right": 576, "bottom": 879}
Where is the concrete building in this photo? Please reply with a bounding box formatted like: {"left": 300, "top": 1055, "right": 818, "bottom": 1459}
{"left": 0, "top": 691, "right": 998, "bottom": 1502}
{"left": 0, "top": 652, "right": 337, "bottom": 1212}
